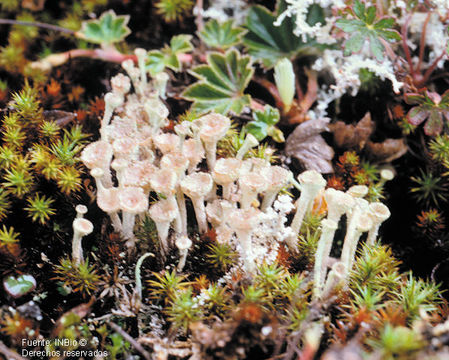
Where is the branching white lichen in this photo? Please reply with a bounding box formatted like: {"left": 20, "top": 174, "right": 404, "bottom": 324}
{"left": 313, "top": 49, "right": 403, "bottom": 98}
{"left": 275, "top": 0, "right": 345, "bottom": 44}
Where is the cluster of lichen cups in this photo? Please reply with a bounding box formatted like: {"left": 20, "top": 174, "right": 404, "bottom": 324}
{"left": 73, "top": 49, "right": 392, "bottom": 303}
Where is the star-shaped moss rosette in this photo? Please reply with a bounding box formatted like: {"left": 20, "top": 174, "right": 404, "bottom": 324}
{"left": 405, "top": 90, "right": 449, "bottom": 136}
{"left": 77, "top": 10, "right": 131, "bottom": 46}
{"left": 182, "top": 49, "right": 254, "bottom": 115}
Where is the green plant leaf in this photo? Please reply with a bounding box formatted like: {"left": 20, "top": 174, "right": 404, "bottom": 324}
{"left": 78, "top": 10, "right": 131, "bottom": 45}
{"left": 336, "top": 1, "right": 400, "bottom": 61}
{"left": 199, "top": 19, "right": 246, "bottom": 50}
{"left": 369, "top": 34, "right": 384, "bottom": 61}
{"left": 253, "top": 105, "right": 280, "bottom": 126}
{"left": 344, "top": 32, "right": 365, "bottom": 55}
{"left": 245, "top": 122, "right": 269, "bottom": 141}
{"left": 170, "top": 34, "right": 194, "bottom": 54}
{"left": 182, "top": 49, "right": 254, "bottom": 115}
{"left": 244, "top": 105, "right": 284, "bottom": 142}
{"left": 353, "top": 0, "right": 365, "bottom": 20}
{"left": 242, "top": 2, "right": 324, "bottom": 68}
{"left": 146, "top": 34, "right": 193, "bottom": 75}
{"left": 3, "top": 274, "right": 36, "bottom": 298}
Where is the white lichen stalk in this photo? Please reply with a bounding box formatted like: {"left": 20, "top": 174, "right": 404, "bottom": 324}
{"left": 176, "top": 235, "right": 192, "bottom": 272}
{"left": 229, "top": 208, "right": 261, "bottom": 274}
{"left": 342, "top": 213, "right": 373, "bottom": 282}
{"left": 198, "top": 113, "right": 230, "bottom": 170}
{"left": 321, "top": 261, "right": 346, "bottom": 299}
{"left": 90, "top": 168, "right": 123, "bottom": 233}
{"left": 313, "top": 218, "right": 338, "bottom": 298}
{"left": 72, "top": 217, "right": 93, "bottom": 265}
{"left": 261, "top": 166, "right": 292, "bottom": 211}
{"left": 180, "top": 172, "right": 213, "bottom": 234}
{"left": 340, "top": 197, "right": 369, "bottom": 271}
{"left": 149, "top": 199, "right": 178, "bottom": 256}
{"left": 366, "top": 202, "right": 391, "bottom": 245}
{"left": 289, "top": 170, "right": 326, "bottom": 248}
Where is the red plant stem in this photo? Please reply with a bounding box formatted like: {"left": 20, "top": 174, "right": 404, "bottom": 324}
{"left": 293, "top": 61, "right": 304, "bottom": 101}
{"left": 376, "top": 0, "right": 384, "bottom": 17}
{"left": 178, "top": 52, "right": 194, "bottom": 63}
{"left": 401, "top": 15, "right": 416, "bottom": 80}
{"left": 421, "top": 51, "right": 447, "bottom": 85}
{"left": 254, "top": 77, "right": 284, "bottom": 109}
{"left": 70, "top": 49, "right": 137, "bottom": 63}
{"left": 34, "top": 49, "right": 197, "bottom": 70}
{"left": 31, "top": 49, "right": 137, "bottom": 69}
{"left": 250, "top": 98, "right": 265, "bottom": 111}
{"left": 379, "top": 38, "right": 397, "bottom": 62}
{"left": 417, "top": 12, "right": 432, "bottom": 72}
{"left": 299, "top": 68, "right": 318, "bottom": 113}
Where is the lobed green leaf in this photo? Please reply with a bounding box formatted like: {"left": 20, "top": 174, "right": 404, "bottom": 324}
{"left": 199, "top": 19, "right": 246, "bottom": 50}
{"left": 182, "top": 49, "right": 254, "bottom": 115}
{"left": 79, "top": 10, "right": 131, "bottom": 45}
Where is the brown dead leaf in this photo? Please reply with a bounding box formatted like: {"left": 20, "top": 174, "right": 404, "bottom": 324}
{"left": 365, "top": 138, "right": 408, "bottom": 163}
{"left": 329, "top": 112, "right": 374, "bottom": 150}
{"left": 43, "top": 110, "right": 76, "bottom": 127}
{"left": 285, "top": 118, "right": 335, "bottom": 173}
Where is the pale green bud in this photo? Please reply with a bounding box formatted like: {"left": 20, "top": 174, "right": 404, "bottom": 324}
{"left": 274, "top": 58, "right": 295, "bottom": 112}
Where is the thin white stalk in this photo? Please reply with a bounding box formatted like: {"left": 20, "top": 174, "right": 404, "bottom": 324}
{"left": 236, "top": 134, "right": 258, "bottom": 160}
{"left": 155, "top": 221, "right": 170, "bottom": 256}
{"left": 110, "top": 211, "right": 122, "bottom": 233}
{"left": 72, "top": 233, "right": 84, "bottom": 265}
{"left": 192, "top": 197, "right": 207, "bottom": 233}
{"left": 313, "top": 219, "right": 338, "bottom": 298}
{"left": 72, "top": 219, "right": 93, "bottom": 265}
{"left": 341, "top": 212, "right": 372, "bottom": 282}
{"left": 235, "top": 229, "right": 255, "bottom": 273}
{"left": 101, "top": 163, "right": 113, "bottom": 188}
{"left": 135, "top": 48, "right": 148, "bottom": 94}
{"left": 290, "top": 193, "right": 314, "bottom": 235}
{"left": 367, "top": 224, "right": 381, "bottom": 246}
{"left": 176, "top": 188, "right": 187, "bottom": 235}
{"left": 122, "top": 212, "right": 136, "bottom": 239}
{"left": 177, "top": 249, "right": 188, "bottom": 272}
{"left": 346, "top": 230, "right": 363, "bottom": 275}
{"left": 204, "top": 141, "right": 217, "bottom": 170}
{"left": 261, "top": 189, "right": 280, "bottom": 211}
{"left": 341, "top": 199, "right": 368, "bottom": 267}
{"left": 166, "top": 196, "right": 182, "bottom": 235}
{"left": 340, "top": 207, "right": 362, "bottom": 270}
{"left": 321, "top": 262, "right": 346, "bottom": 299}
{"left": 176, "top": 236, "right": 192, "bottom": 272}
{"left": 240, "top": 188, "right": 258, "bottom": 210}
{"left": 222, "top": 182, "right": 233, "bottom": 200}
